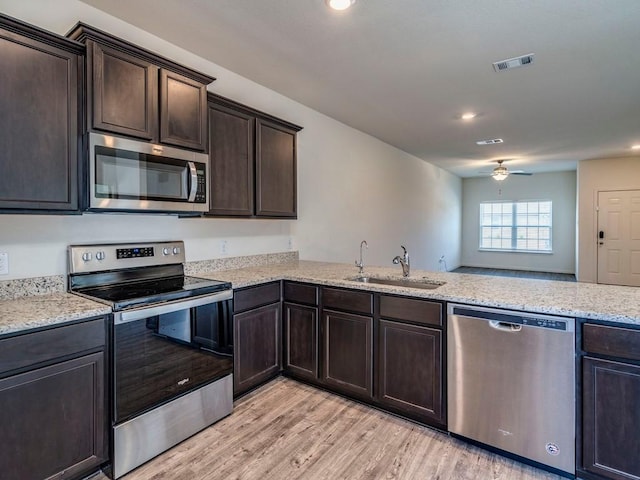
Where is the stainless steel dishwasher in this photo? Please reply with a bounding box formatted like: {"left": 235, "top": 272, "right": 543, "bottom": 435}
{"left": 447, "top": 304, "right": 575, "bottom": 475}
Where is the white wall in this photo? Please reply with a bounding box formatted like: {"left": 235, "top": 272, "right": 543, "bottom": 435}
{"left": 576, "top": 156, "right": 640, "bottom": 282}
{"left": 461, "top": 172, "right": 576, "bottom": 274}
{"left": 0, "top": 0, "right": 462, "bottom": 280}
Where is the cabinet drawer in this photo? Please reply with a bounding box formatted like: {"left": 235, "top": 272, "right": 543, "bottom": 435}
{"left": 583, "top": 323, "right": 640, "bottom": 361}
{"left": 234, "top": 282, "right": 281, "bottom": 313}
{"left": 0, "top": 317, "right": 106, "bottom": 375}
{"left": 284, "top": 282, "right": 318, "bottom": 306}
{"left": 379, "top": 295, "right": 442, "bottom": 327}
{"left": 322, "top": 287, "right": 373, "bottom": 315}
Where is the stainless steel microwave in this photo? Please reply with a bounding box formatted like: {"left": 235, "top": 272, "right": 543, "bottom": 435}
{"left": 88, "top": 133, "right": 209, "bottom": 213}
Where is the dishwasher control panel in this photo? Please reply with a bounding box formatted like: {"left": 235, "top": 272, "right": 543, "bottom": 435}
{"left": 450, "top": 305, "right": 574, "bottom": 331}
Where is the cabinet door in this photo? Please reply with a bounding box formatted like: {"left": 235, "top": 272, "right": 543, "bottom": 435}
{"left": 0, "top": 352, "right": 107, "bottom": 480}
{"left": 255, "top": 118, "right": 297, "bottom": 217}
{"left": 92, "top": 42, "right": 157, "bottom": 140}
{"left": 378, "top": 320, "right": 444, "bottom": 426}
{"left": 0, "top": 27, "right": 80, "bottom": 210}
{"left": 284, "top": 302, "right": 318, "bottom": 381}
{"left": 322, "top": 310, "right": 373, "bottom": 400}
{"left": 583, "top": 356, "right": 640, "bottom": 480}
{"left": 208, "top": 103, "right": 255, "bottom": 215}
{"left": 160, "top": 69, "right": 207, "bottom": 151}
{"left": 234, "top": 302, "right": 282, "bottom": 396}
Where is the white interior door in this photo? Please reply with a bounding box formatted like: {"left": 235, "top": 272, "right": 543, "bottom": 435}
{"left": 597, "top": 190, "right": 640, "bottom": 286}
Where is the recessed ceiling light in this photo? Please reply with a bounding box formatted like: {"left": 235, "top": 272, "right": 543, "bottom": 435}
{"left": 632, "top": 144, "right": 640, "bottom": 150}
{"left": 325, "top": 0, "right": 356, "bottom": 11}
{"left": 461, "top": 112, "right": 477, "bottom": 121}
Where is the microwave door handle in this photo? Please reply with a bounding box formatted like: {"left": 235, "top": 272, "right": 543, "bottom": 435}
{"left": 187, "top": 161, "right": 198, "bottom": 202}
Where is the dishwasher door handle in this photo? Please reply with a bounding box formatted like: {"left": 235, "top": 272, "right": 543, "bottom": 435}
{"left": 489, "top": 320, "right": 522, "bottom": 332}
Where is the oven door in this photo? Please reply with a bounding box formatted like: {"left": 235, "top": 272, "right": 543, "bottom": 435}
{"left": 89, "top": 133, "right": 208, "bottom": 212}
{"left": 113, "top": 290, "right": 232, "bottom": 424}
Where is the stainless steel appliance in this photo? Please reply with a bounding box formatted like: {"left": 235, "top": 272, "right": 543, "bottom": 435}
{"left": 88, "top": 133, "right": 209, "bottom": 213}
{"left": 447, "top": 304, "right": 575, "bottom": 475}
{"left": 69, "top": 241, "right": 232, "bottom": 478}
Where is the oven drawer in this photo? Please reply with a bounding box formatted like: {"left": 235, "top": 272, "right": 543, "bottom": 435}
{"left": 0, "top": 317, "right": 106, "bottom": 375}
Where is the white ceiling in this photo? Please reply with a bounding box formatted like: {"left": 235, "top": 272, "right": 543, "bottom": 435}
{"left": 80, "top": 0, "right": 640, "bottom": 177}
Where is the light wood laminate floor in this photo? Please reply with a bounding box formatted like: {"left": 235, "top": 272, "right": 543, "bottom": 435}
{"left": 112, "top": 378, "right": 563, "bottom": 480}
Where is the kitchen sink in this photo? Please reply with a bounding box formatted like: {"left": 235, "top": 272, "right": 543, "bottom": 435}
{"left": 347, "top": 276, "right": 445, "bottom": 290}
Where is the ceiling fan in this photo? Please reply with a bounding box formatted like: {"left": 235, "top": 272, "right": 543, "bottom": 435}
{"left": 481, "top": 160, "right": 532, "bottom": 181}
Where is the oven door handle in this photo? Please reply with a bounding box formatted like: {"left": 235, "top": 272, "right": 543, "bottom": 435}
{"left": 115, "top": 290, "right": 233, "bottom": 325}
{"left": 187, "top": 161, "right": 198, "bottom": 202}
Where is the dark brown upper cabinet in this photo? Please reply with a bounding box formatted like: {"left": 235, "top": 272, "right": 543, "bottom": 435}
{"left": 160, "top": 69, "right": 208, "bottom": 150}
{"left": 68, "top": 23, "right": 213, "bottom": 151}
{"left": 91, "top": 43, "right": 157, "bottom": 141}
{"left": 256, "top": 118, "right": 297, "bottom": 217}
{"left": 207, "top": 93, "right": 302, "bottom": 218}
{"left": 208, "top": 102, "right": 255, "bottom": 216}
{"left": 0, "top": 14, "right": 84, "bottom": 212}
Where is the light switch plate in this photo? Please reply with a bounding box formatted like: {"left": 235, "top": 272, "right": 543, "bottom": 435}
{"left": 0, "top": 252, "right": 8, "bottom": 275}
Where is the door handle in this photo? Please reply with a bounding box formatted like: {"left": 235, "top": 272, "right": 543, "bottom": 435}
{"left": 187, "top": 161, "right": 198, "bottom": 202}
{"left": 489, "top": 320, "right": 522, "bottom": 332}
{"left": 598, "top": 230, "right": 604, "bottom": 245}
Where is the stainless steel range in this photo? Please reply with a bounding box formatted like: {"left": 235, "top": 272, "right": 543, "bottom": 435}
{"left": 69, "top": 241, "right": 233, "bottom": 479}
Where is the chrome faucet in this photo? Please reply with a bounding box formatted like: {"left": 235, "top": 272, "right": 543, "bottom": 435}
{"left": 392, "top": 245, "right": 410, "bottom": 277}
{"left": 355, "top": 240, "right": 368, "bottom": 277}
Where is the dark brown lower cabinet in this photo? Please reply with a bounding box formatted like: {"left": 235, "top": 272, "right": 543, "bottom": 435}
{"left": 0, "top": 319, "right": 107, "bottom": 480}
{"left": 322, "top": 309, "right": 373, "bottom": 400}
{"left": 284, "top": 302, "right": 319, "bottom": 381}
{"left": 582, "top": 356, "right": 640, "bottom": 480}
{"left": 378, "top": 320, "right": 444, "bottom": 427}
{"left": 233, "top": 302, "right": 282, "bottom": 396}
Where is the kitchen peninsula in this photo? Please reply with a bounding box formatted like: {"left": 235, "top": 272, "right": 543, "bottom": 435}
{"left": 3, "top": 259, "right": 640, "bottom": 334}
{"left": 2, "top": 256, "right": 640, "bottom": 480}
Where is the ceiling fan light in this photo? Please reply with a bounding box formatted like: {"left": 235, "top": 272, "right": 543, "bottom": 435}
{"left": 492, "top": 166, "right": 509, "bottom": 181}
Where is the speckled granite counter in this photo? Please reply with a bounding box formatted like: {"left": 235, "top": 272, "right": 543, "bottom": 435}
{"left": 199, "top": 260, "right": 640, "bottom": 326}
{"left": 0, "top": 252, "right": 298, "bottom": 336}
{"left": 2, "top": 259, "right": 639, "bottom": 336}
{"left": 0, "top": 293, "right": 111, "bottom": 336}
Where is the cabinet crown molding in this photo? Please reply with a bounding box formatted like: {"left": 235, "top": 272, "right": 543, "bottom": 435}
{"left": 0, "top": 13, "right": 85, "bottom": 54}
{"left": 208, "top": 92, "right": 303, "bottom": 132}
{"left": 66, "top": 22, "right": 215, "bottom": 86}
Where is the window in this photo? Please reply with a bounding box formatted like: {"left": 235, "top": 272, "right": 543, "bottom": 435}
{"left": 479, "top": 200, "right": 552, "bottom": 252}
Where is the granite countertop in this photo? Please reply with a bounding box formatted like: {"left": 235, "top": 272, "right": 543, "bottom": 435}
{"left": 0, "top": 293, "right": 112, "bottom": 336}
{"left": 2, "top": 260, "right": 639, "bottom": 337}
{"left": 200, "top": 260, "right": 640, "bottom": 326}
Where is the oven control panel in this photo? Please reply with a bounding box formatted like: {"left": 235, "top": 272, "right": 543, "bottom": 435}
{"left": 68, "top": 241, "right": 186, "bottom": 274}
{"left": 117, "top": 247, "right": 155, "bottom": 259}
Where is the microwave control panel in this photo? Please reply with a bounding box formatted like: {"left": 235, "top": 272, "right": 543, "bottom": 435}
{"left": 195, "top": 167, "right": 206, "bottom": 203}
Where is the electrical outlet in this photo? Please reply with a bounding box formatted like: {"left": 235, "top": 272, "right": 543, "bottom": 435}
{"left": 0, "top": 252, "right": 8, "bottom": 275}
{"left": 220, "top": 240, "right": 228, "bottom": 256}
{"left": 288, "top": 237, "right": 293, "bottom": 251}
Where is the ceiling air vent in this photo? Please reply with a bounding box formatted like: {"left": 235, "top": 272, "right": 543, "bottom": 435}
{"left": 476, "top": 138, "right": 504, "bottom": 145}
{"left": 492, "top": 53, "right": 535, "bottom": 72}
